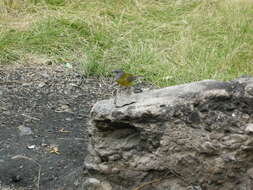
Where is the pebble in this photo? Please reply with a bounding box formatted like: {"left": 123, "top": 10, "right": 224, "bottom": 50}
{"left": 27, "top": 145, "right": 36, "bottom": 149}
{"left": 22, "top": 82, "right": 32, "bottom": 87}
{"left": 18, "top": 125, "right": 33, "bottom": 136}
{"left": 85, "top": 178, "right": 100, "bottom": 185}
{"left": 65, "top": 117, "right": 73, "bottom": 121}
{"left": 247, "top": 167, "right": 253, "bottom": 179}
{"left": 37, "top": 82, "right": 46, "bottom": 88}
{"left": 108, "top": 154, "right": 121, "bottom": 161}
{"left": 245, "top": 123, "right": 253, "bottom": 134}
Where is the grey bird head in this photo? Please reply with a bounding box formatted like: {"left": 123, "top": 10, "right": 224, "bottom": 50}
{"left": 112, "top": 69, "right": 124, "bottom": 74}
{"left": 112, "top": 69, "right": 125, "bottom": 80}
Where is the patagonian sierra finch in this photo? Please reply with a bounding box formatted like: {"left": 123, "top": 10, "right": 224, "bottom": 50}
{"left": 112, "top": 69, "right": 141, "bottom": 87}
{"left": 112, "top": 69, "right": 142, "bottom": 106}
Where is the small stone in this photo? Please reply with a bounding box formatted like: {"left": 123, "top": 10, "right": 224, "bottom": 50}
{"left": 111, "top": 167, "right": 120, "bottom": 174}
{"left": 94, "top": 156, "right": 102, "bottom": 164}
{"left": 27, "top": 145, "right": 36, "bottom": 149}
{"left": 188, "top": 111, "right": 200, "bottom": 123}
{"left": 84, "top": 161, "right": 99, "bottom": 171}
{"left": 41, "top": 143, "right": 47, "bottom": 147}
{"left": 11, "top": 175, "right": 22, "bottom": 183}
{"left": 108, "top": 154, "right": 121, "bottom": 161}
{"left": 46, "top": 60, "right": 52, "bottom": 65}
{"left": 82, "top": 178, "right": 112, "bottom": 190}
{"left": 65, "top": 117, "right": 73, "bottom": 121}
{"left": 247, "top": 167, "right": 253, "bottom": 179}
{"left": 99, "top": 164, "right": 110, "bottom": 173}
{"left": 187, "top": 186, "right": 202, "bottom": 190}
{"left": 100, "top": 181, "right": 112, "bottom": 190}
{"left": 222, "top": 153, "right": 236, "bottom": 162}
{"left": 200, "top": 141, "right": 218, "bottom": 153}
{"left": 18, "top": 125, "right": 33, "bottom": 136}
{"left": 83, "top": 178, "right": 112, "bottom": 190}
{"left": 65, "top": 62, "right": 73, "bottom": 69}
{"left": 55, "top": 104, "right": 72, "bottom": 113}
{"left": 41, "top": 72, "right": 50, "bottom": 78}
{"left": 69, "top": 83, "right": 78, "bottom": 87}
{"left": 74, "top": 179, "right": 79, "bottom": 186}
{"left": 245, "top": 123, "right": 253, "bottom": 134}
{"left": 245, "top": 84, "right": 253, "bottom": 96}
{"left": 22, "top": 82, "right": 32, "bottom": 87}
{"left": 85, "top": 178, "right": 100, "bottom": 185}
{"left": 133, "top": 88, "right": 143, "bottom": 93}
{"left": 37, "top": 82, "right": 46, "bottom": 88}
{"left": 242, "top": 114, "right": 250, "bottom": 120}
{"left": 122, "top": 151, "right": 133, "bottom": 160}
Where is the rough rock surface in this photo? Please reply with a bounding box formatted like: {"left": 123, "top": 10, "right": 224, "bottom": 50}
{"left": 85, "top": 77, "right": 253, "bottom": 190}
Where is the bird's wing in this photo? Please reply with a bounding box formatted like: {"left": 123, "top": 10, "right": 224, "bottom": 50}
{"left": 126, "top": 74, "right": 138, "bottom": 82}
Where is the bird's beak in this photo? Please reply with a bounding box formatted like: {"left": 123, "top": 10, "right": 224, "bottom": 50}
{"left": 112, "top": 69, "right": 121, "bottom": 73}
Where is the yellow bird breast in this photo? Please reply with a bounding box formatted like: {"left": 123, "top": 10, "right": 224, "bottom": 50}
{"left": 116, "top": 73, "right": 134, "bottom": 87}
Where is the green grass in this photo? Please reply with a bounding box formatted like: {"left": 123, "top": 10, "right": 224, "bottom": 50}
{"left": 0, "top": 0, "right": 253, "bottom": 86}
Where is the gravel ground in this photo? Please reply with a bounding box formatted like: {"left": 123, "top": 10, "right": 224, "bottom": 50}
{"left": 0, "top": 64, "right": 115, "bottom": 190}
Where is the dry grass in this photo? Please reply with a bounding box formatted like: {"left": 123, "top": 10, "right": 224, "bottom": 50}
{"left": 0, "top": 0, "right": 253, "bottom": 86}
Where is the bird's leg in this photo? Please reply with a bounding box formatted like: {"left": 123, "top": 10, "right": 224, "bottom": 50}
{"left": 112, "top": 88, "right": 117, "bottom": 96}
{"left": 125, "top": 86, "right": 134, "bottom": 95}
{"left": 113, "top": 88, "right": 119, "bottom": 106}
{"left": 117, "top": 86, "right": 126, "bottom": 96}
{"left": 127, "top": 87, "right": 131, "bottom": 95}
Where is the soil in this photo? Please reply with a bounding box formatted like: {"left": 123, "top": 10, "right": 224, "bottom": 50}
{"left": 0, "top": 64, "right": 117, "bottom": 190}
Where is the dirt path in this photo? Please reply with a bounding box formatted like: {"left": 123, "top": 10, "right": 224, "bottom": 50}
{"left": 0, "top": 64, "right": 114, "bottom": 190}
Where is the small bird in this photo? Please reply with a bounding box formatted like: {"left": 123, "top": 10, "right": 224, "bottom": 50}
{"left": 112, "top": 69, "right": 142, "bottom": 106}
{"left": 112, "top": 69, "right": 140, "bottom": 87}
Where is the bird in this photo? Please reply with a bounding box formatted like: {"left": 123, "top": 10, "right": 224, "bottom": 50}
{"left": 112, "top": 69, "right": 142, "bottom": 107}
{"left": 112, "top": 69, "right": 140, "bottom": 87}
